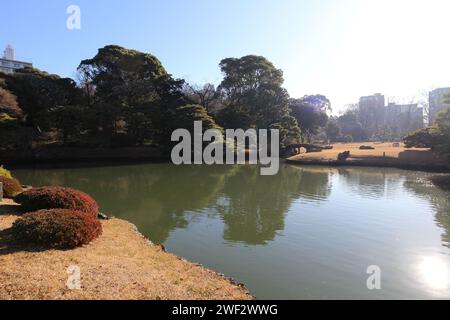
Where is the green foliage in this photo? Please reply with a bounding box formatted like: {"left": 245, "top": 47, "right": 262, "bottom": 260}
{"left": 34, "top": 105, "right": 84, "bottom": 145}
{"left": 325, "top": 118, "right": 341, "bottom": 142}
{"left": 337, "top": 107, "right": 368, "bottom": 142}
{"left": 403, "top": 108, "right": 450, "bottom": 155}
{"left": 217, "top": 55, "right": 292, "bottom": 128}
{"left": 0, "top": 46, "right": 323, "bottom": 152}
{"left": 215, "top": 106, "right": 253, "bottom": 129}
{"left": 0, "top": 125, "right": 36, "bottom": 151}
{"left": 11, "top": 209, "right": 102, "bottom": 249}
{"left": 290, "top": 95, "right": 330, "bottom": 142}
{"left": 434, "top": 107, "right": 450, "bottom": 136}
{"left": 173, "top": 104, "right": 222, "bottom": 131}
{"left": 0, "top": 165, "right": 12, "bottom": 179}
{"left": 218, "top": 55, "right": 284, "bottom": 105}
{"left": 404, "top": 127, "right": 439, "bottom": 148}
{"left": 77, "top": 45, "right": 185, "bottom": 146}
{"left": 270, "top": 115, "right": 302, "bottom": 148}
{"left": 0, "top": 67, "right": 82, "bottom": 125}
{"left": 0, "top": 176, "right": 23, "bottom": 197}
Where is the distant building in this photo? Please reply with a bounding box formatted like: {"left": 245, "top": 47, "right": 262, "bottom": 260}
{"left": 359, "top": 93, "right": 386, "bottom": 137}
{"left": 429, "top": 87, "right": 450, "bottom": 123}
{"left": 385, "top": 103, "right": 423, "bottom": 136}
{"left": 0, "top": 44, "right": 32, "bottom": 73}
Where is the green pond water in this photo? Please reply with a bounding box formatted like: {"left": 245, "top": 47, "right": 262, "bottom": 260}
{"left": 13, "top": 163, "right": 450, "bottom": 299}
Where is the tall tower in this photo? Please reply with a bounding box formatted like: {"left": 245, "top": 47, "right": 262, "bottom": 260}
{"left": 3, "top": 44, "right": 15, "bottom": 60}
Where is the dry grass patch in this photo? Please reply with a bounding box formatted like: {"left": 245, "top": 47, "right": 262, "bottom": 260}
{"left": 288, "top": 142, "right": 449, "bottom": 169}
{"left": 0, "top": 200, "right": 251, "bottom": 300}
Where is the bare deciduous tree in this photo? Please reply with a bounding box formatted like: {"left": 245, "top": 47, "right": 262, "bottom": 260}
{"left": 184, "top": 83, "right": 222, "bottom": 113}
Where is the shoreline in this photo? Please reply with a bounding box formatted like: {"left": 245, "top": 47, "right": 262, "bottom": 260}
{"left": 2, "top": 142, "right": 449, "bottom": 174}
{"left": 285, "top": 158, "right": 450, "bottom": 173}
{"left": 0, "top": 198, "right": 253, "bottom": 300}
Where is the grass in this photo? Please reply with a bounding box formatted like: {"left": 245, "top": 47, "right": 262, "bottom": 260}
{"left": 287, "top": 142, "right": 450, "bottom": 171}
{"left": 0, "top": 199, "right": 252, "bottom": 300}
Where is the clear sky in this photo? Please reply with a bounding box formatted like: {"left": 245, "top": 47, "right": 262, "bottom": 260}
{"left": 1, "top": 0, "right": 450, "bottom": 113}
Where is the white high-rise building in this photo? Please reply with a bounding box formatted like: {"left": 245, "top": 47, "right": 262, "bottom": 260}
{"left": 3, "top": 44, "right": 15, "bottom": 60}
{"left": 0, "top": 44, "right": 32, "bottom": 73}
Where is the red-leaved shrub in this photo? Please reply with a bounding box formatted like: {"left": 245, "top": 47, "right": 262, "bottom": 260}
{"left": 11, "top": 209, "right": 102, "bottom": 248}
{"left": 0, "top": 176, "right": 23, "bottom": 198}
{"left": 14, "top": 187, "right": 99, "bottom": 217}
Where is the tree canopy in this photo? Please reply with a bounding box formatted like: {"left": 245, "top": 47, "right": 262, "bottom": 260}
{"left": 290, "top": 95, "right": 331, "bottom": 142}
{"left": 404, "top": 104, "right": 450, "bottom": 155}
{"left": 215, "top": 55, "right": 300, "bottom": 145}
{"left": 0, "top": 46, "right": 344, "bottom": 154}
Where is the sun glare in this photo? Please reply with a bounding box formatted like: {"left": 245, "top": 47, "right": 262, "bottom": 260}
{"left": 418, "top": 257, "right": 449, "bottom": 291}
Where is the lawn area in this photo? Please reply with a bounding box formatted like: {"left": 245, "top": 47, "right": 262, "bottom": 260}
{"left": 287, "top": 142, "right": 450, "bottom": 171}
{"left": 0, "top": 199, "right": 252, "bottom": 300}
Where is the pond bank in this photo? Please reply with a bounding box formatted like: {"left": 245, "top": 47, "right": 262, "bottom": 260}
{"left": 0, "top": 199, "right": 252, "bottom": 300}
{"left": 0, "top": 146, "right": 167, "bottom": 167}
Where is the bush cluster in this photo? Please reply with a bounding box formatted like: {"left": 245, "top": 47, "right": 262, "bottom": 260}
{"left": 0, "top": 176, "right": 23, "bottom": 198}
{"left": 0, "top": 165, "right": 13, "bottom": 179}
{"left": 14, "top": 187, "right": 99, "bottom": 217}
{"left": 11, "top": 209, "right": 102, "bottom": 249}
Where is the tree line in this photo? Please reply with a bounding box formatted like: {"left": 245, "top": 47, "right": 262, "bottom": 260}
{"left": 1, "top": 44, "right": 448, "bottom": 157}
{"left": 0, "top": 45, "right": 336, "bottom": 154}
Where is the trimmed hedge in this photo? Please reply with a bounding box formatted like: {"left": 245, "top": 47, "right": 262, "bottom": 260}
{"left": 14, "top": 187, "right": 99, "bottom": 217}
{"left": 0, "top": 176, "right": 23, "bottom": 198}
{"left": 11, "top": 209, "right": 102, "bottom": 248}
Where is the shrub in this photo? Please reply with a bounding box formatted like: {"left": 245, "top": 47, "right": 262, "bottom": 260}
{"left": 0, "top": 176, "right": 23, "bottom": 197}
{"left": 14, "top": 187, "right": 99, "bottom": 217}
{"left": 11, "top": 209, "right": 102, "bottom": 249}
{"left": 337, "top": 151, "right": 351, "bottom": 161}
{"left": 0, "top": 165, "right": 12, "bottom": 179}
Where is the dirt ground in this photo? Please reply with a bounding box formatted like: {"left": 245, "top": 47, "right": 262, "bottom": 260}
{"left": 0, "top": 199, "right": 252, "bottom": 300}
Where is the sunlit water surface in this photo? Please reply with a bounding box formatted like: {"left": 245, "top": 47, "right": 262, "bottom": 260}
{"left": 13, "top": 164, "right": 450, "bottom": 299}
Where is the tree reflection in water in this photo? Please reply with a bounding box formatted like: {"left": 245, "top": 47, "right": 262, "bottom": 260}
{"left": 14, "top": 164, "right": 449, "bottom": 247}
{"left": 14, "top": 163, "right": 333, "bottom": 244}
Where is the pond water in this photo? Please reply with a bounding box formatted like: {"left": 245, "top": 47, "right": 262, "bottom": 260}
{"left": 13, "top": 163, "right": 450, "bottom": 299}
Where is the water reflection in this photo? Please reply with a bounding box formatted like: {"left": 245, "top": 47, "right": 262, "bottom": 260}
{"left": 12, "top": 163, "right": 450, "bottom": 299}
{"left": 337, "top": 167, "right": 404, "bottom": 200}
{"left": 217, "top": 165, "right": 330, "bottom": 244}
{"left": 402, "top": 175, "right": 450, "bottom": 248}
{"left": 15, "top": 164, "right": 333, "bottom": 244}
{"left": 13, "top": 165, "right": 450, "bottom": 246}
{"left": 14, "top": 164, "right": 450, "bottom": 246}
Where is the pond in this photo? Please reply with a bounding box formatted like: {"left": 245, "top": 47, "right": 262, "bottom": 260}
{"left": 13, "top": 163, "right": 450, "bottom": 299}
